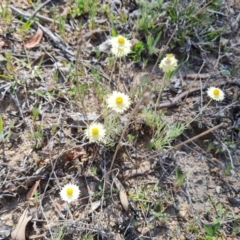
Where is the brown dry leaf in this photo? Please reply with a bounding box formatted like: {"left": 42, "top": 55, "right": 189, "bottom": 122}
{"left": 54, "top": 201, "right": 64, "bottom": 212}
{"left": 64, "top": 147, "right": 88, "bottom": 162}
{"left": 113, "top": 176, "right": 129, "bottom": 211}
{"left": 211, "top": 157, "right": 220, "bottom": 164}
{"left": 119, "top": 190, "right": 129, "bottom": 211}
{"left": 26, "top": 179, "right": 41, "bottom": 200}
{"left": 23, "top": 28, "right": 43, "bottom": 49}
{"left": 11, "top": 208, "right": 32, "bottom": 240}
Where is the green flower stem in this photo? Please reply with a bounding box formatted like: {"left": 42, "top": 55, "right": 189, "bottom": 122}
{"left": 187, "top": 99, "right": 212, "bottom": 126}
{"left": 154, "top": 72, "right": 170, "bottom": 112}
{"left": 109, "top": 57, "right": 117, "bottom": 88}
{"left": 109, "top": 88, "right": 148, "bottom": 171}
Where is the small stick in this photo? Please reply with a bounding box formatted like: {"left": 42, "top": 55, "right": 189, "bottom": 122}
{"left": 156, "top": 80, "right": 240, "bottom": 109}
{"left": 30, "top": 0, "right": 52, "bottom": 20}
{"left": 10, "top": 5, "right": 73, "bottom": 30}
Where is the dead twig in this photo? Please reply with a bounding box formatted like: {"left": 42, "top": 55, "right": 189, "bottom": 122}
{"left": 156, "top": 80, "right": 240, "bottom": 109}
{"left": 10, "top": 7, "right": 73, "bottom": 30}
{"left": 30, "top": 0, "right": 52, "bottom": 20}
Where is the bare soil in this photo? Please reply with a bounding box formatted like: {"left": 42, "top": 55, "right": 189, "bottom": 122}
{"left": 0, "top": 0, "right": 240, "bottom": 240}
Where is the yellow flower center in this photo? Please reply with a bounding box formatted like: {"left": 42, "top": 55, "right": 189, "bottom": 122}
{"left": 116, "top": 96, "right": 123, "bottom": 104}
{"left": 166, "top": 54, "right": 173, "bottom": 59}
{"left": 165, "top": 54, "right": 174, "bottom": 65}
{"left": 118, "top": 37, "right": 125, "bottom": 45}
{"left": 92, "top": 127, "right": 99, "bottom": 135}
{"left": 66, "top": 188, "right": 73, "bottom": 196}
{"left": 213, "top": 88, "right": 220, "bottom": 96}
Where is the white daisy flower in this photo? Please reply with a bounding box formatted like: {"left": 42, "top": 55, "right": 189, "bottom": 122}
{"left": 207, "top": 87, "right": 224, "bottom": 101}
{"left": 60, "top": 183, "right": 80, "bottom": 203}
{"left": 110, "top": 35, "right": 132, "bottom": 57}
{"left": 85, "top": 122, "right": 106, "bottom": 142}
{"left": 159, "top": 54, "right": 178, "bottom": 73}
{"left": 106, "top": 91, "right": 131, "bottom": 113}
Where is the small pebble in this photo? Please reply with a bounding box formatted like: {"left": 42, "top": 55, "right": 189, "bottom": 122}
{"left": 8, "top": 151, "right": 15, "bottom": 157}
{"left": 216, "top": 186, "right": 221, "bottom": 193}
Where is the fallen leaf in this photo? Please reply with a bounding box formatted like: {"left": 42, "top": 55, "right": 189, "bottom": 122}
{"left": 23, "top": 28, "right": 43, "bottom": 49}
{"left": 88, "top": 200, "right": 101, "bottom": 214}
{"left": 119, "top": 189, "right": 129, "bottom": 211}
{"left": 26, "top": 179, "right": 41, "bottom": 200}
{"left": 11, "top": 208, "right": 32, "bottom": 240}
{"left": 54, "top": 201, "right": 64, "bottom": 212}
{"left": 64, "top": 147, "right": 88, "bottom": 162}
{"left": 211, "top": 158, "right": 220, "bottom": 164}
{"left": 113, "top": 176, "right": 129, "bottom": 211}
